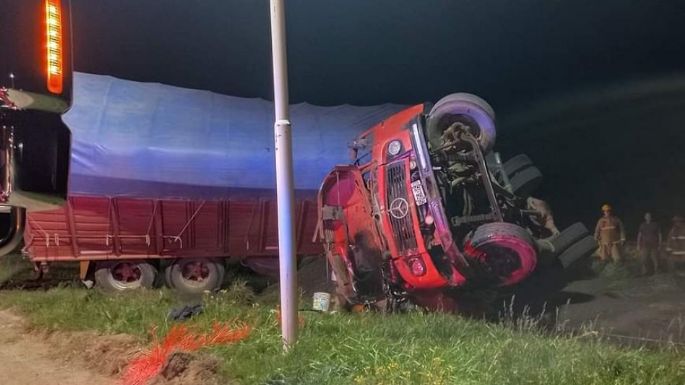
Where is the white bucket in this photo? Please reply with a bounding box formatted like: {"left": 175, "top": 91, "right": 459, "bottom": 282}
{"left": 312, "top": 292, "right": 331, "bottom": 312}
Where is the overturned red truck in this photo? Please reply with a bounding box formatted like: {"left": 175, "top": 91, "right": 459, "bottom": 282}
{"left": 318, "top": 96, "right": 597, "bottom": 311}
{"left": 1, "top": 0, "right": 596, "bottom": 306}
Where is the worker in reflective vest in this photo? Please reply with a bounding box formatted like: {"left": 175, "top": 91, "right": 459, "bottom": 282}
{"left": 594, "top": 204, "right": 625, "bottom": 263}
{"left": 666, "top": 215, "right": 685, "bottom": 271}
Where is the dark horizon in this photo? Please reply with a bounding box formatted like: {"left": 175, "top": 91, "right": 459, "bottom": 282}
{"left": 69, "top": 0, "right": 685, "bottom": 232}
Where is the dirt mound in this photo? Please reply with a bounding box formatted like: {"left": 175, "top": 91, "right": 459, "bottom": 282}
{"left": 149, "top": 351, "right": 224, "bottom": 385}
{"left": 0, "top": 310, "right": 117, "bottom": 385}
{"left": 40, "top": 329, "right": 141, "bottom": 376}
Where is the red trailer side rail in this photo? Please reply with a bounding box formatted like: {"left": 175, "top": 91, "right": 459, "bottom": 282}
{"left": 24, "top": 195, "right": 321, "bottom": 262}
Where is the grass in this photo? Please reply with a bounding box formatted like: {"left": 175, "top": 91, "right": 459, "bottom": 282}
{"left": 0, "top": 284, "right": 684, "bottom": 385}
{"left": 1, "top": 253, "right": 684, "bottom": 384}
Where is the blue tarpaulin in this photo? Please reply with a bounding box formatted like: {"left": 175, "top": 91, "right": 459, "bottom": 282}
{"left": 64, "top": 72, "right": 406, "bottom": 199}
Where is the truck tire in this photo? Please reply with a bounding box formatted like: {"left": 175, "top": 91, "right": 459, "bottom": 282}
{"left": 509, "top": 166, "right": 543, "bottom": 197}
{"left": 549, "top": 222, "right": 589, "bottom": 255}
{"left": 0, "top": 206, "right": 25, "bottom": 257}
{"left": 426, "top": 93, "right": 497, "bottom": 153}
{"left": 468, "top": 222, "right": 538, "bottom": 286}
{"left": 94, "top": 261, "right": 157, "bottom": 292}
{"left": 558, "top": 236, "right": 598, "bottom": 268}
{"left": 503, "top": 154, "right": 533, "bottom": 178}
{"left": 166, "top": 258, "right": 225, "bottom": 295}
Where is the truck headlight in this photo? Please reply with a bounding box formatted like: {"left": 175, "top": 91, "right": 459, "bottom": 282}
{"left": 387, "top": 140, "right": 402, "bottom": 157}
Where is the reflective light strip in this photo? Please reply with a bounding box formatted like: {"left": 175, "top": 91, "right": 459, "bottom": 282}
{"left": 45, "top": 0, "right": 63, "bottom": 94}
{"left": 412, "top": 123, "right": 426, "bottom": 171}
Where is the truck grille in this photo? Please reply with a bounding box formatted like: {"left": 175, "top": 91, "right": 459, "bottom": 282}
{"left": 386, "top": 161, "right": 417, "bottom": 255}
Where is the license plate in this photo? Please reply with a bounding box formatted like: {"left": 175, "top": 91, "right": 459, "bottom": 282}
{"left": 410, "top": 180, "right": 427, "bottom": 206}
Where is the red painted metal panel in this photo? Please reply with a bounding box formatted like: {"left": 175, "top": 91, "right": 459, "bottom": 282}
{"left": 70, "top": 196, "right": 112, "bottom": 256}
{"left": 114, "top": 198, "right": 156, "bottom": 255}
{"left": 191, "top": 201, "right": 221, "bottom": 252}
{"left": 226, "top": 199, "right": 260, "bottom": 256}
{"left": 24, "top": 194, "right": 323, "bottom": 263}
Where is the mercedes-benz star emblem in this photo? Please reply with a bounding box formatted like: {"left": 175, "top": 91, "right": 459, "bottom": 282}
{"left": 389, "top": 198, "right": 409, "bottom": 219}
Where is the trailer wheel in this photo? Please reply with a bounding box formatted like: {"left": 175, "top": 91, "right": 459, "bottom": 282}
{"left": 426, "top": 93, "right": 497, "bottom": 153}
{"left": 166, "top": 258, "right": 225, "bottom": 295}
{"left": 94, "top": 261, "right": 157, "bottom": 292}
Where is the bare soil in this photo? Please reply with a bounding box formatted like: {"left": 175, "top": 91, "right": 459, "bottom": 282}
{"left": 0, "top": 309, "right": 118, "bottom": 385}
{"left": 557, "top": 269, "right": 685, "bottom": 345}
{"left": 289, "top": 255, "right": 685, "bottom": 346}
{"left": 0, "top": 310, "right": 223, "bottom": 385}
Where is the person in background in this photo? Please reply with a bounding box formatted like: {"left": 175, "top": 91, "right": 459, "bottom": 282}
{"left": 594, "top": 204, "right": 626, "bottom": 263}
{"left": 666, "top": 216, "right": 685, "bottom": 272}
{"left": 526, "top": 196, "right": 560, "bottom": 238}
{"left": 637, "top": 212, "right": 661, "bottom": 275}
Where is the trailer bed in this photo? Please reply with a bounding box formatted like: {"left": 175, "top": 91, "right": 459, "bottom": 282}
{"left": 24, "top": 194, "right": 321, "bottom": 262}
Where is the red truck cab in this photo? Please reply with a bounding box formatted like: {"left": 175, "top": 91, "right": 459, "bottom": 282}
{"left": 318, "top": 94, "right": 572, "bottom": 311}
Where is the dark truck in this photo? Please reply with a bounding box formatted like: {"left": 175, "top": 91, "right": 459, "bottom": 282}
{"left": 0, "top": 0, "right": 72, "bottom": 255}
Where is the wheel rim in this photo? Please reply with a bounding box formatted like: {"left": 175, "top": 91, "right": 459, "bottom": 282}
{"left": 180, "top": 260, "right": 210, "bottom": 286}
{"left": 110, "top": 262, "right": 143, "bottom": 289}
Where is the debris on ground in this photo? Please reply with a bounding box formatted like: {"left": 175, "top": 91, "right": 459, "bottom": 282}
{"left": 121, "top": 322, "right": 251, "bottom": 385}
{"left": 168, "top": 304, "right": 204, "bottom": 322}
{"left": 148, "top": 351, "right": 223, "bottom": 385}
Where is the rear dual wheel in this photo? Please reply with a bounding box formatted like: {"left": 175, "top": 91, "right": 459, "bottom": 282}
{"left": 94, "top": 258, "right": 226, "bottom": 294}
{"left": 94, "top": 261, "right": 157, "bottom": 292}
{"left": 164, "top": 258, "right": 225, "bottom": 295}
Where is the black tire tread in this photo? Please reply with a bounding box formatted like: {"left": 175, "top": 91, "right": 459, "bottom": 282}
{"left": 509, "top": 166, "right": 543, "bottom": 197}
{"left": 503, "top": 154, "right": 533, "bottom": 178}
{"left": 550, "top": 222, "right": 589, "bottom": 255}
{"left": 558, "top": 236, "right": 598, "bottom": 268}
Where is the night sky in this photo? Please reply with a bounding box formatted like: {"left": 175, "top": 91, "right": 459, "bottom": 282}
{"left": 69, "top": 0, "right": 685, "bottom": 233}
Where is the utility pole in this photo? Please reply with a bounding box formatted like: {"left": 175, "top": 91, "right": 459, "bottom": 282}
{"left": 269, "top": 0, "right": 298, "bottom": 349}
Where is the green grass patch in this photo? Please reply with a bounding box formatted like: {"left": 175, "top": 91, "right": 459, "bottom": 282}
{"left": 0, "top": 285, "right": 683, "bottom": 385}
